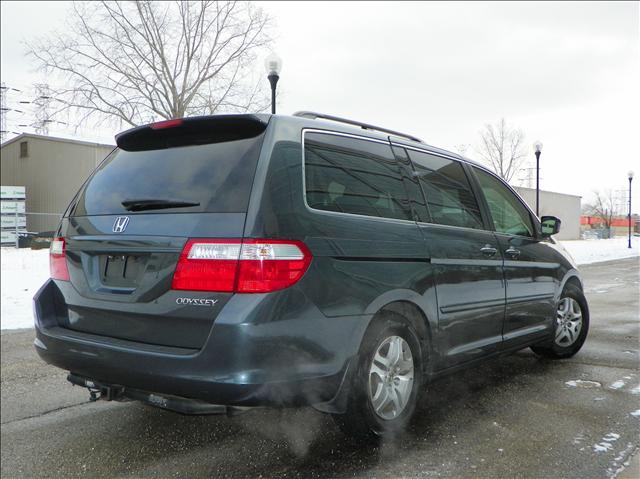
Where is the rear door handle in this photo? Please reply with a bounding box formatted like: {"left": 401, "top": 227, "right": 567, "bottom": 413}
{"left": 480, "top": 245, "right": 498, "bottom": 257}
{"left": 505, "top": 246, "right": 521, "bottom": 259}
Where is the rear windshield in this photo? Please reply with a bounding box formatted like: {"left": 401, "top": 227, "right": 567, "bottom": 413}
{"left": 72, "top": 134, "right": 264, "bottom": 216}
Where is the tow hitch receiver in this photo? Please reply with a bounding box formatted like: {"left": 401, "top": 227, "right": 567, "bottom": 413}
{"left": 67, "top": 373, "right": 124, "bottom": 401}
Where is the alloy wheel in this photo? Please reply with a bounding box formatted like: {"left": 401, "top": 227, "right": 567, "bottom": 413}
{"left": 555, "top": 297, "right": 583, "bottom": 347}
{"left": 368, "top": 335, "right": 414, "bottom": 420}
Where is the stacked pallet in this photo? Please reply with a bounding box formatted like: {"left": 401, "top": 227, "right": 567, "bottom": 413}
{"left": 1, "top": 186, "right": 26, "bottom": 246}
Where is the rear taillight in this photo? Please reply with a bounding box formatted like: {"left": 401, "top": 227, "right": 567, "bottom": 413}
{"left": 171, "top": 239, "right": 312, "bottom": 293}
{"left": 50, "top": 237, "right": 70, "bottom": 281}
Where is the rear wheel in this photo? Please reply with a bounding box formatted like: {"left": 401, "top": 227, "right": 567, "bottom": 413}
{"left": 531, "top": 284, "right": 589, "bottom": 359}
{"left": 333, "top": 313, "right": 423, "bottom": 439}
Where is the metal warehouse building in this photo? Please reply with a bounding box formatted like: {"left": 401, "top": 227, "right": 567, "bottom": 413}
{"left": 514, "top": 187, "right": 581, "bottom": 240}
{"left": 0, "top": 133, "right": 114, "bottom": 233}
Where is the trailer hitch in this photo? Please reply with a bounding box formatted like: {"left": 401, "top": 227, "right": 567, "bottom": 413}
{"left": 67, "top": 373, "right": 124, "bottom": 401}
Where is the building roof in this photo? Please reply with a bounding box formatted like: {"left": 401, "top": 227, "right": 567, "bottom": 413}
{"left": 514, "top": 185, "right": 582, "bottom": 199}
{"left": 0, "top": 132, "right": 115, "bottom": 150}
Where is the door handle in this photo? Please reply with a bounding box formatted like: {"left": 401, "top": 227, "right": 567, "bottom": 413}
{"left": 480, "top": 245, "right": 498, "bottom": 257}
{"left": 505, "top": 246, "right": 521, "bottom": 259}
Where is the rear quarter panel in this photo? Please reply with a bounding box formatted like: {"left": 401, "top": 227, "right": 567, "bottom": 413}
{"left": 243, "top": 118, "right": 439, "bottom": 362}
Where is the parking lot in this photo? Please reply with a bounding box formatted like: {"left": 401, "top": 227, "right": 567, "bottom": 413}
{"left": 1, "top": 257, "right": 638, "bottom": 479}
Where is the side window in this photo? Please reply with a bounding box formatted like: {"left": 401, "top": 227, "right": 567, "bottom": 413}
{"left": 391, "top": 146, "right": 430, "bottom": 223}
{"left": 408, "top": 150, "right": 483, "bottom": 229}
{"left": 304, "top": 132, "right": 412, "bottom": 221}
{"left": 473, "top": 167, "right": 534, "bottom": 237}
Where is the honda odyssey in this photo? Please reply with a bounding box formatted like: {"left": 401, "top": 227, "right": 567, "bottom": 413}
{"left": 33, "top": 112, "right": 589, "bottom": 438}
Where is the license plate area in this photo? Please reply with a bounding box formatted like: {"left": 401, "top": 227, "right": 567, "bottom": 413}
{"left": 101, "top": 254, "right": 146, "bottom": 287}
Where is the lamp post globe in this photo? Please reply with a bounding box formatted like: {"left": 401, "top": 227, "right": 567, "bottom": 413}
{"left": 628, "top": 170, "right": 634, "bottom": 249}
{"left": 264, "top": 53, "right": 283, "bottom": 114}
{"left": 533, "top": 141, "right": 543, "bottom": 216}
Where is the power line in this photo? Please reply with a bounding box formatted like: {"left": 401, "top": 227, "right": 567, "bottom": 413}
{"left": 0, "top": 81, "right": 74, "bottom": 142}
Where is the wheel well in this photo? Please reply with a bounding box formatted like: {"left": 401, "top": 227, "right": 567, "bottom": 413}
{"left": 374, "top": 301, "right": 432, "bottom": 372}
{"left": 564, "top": 276, "right": 583, "bottom": 292}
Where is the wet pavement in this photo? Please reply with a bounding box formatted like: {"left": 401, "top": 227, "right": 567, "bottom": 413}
{"left": 1, "top": 257, "right": 639, "bottom": 478}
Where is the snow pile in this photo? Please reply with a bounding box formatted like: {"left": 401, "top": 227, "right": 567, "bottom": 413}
{"left": 1, "top": 247, "right": 49, "bottom": 330}
{"left": 560, "top": 236, "right": 639, "bottom": 265}
{"left": 0, "top": 236, "right": 638, "bottom": 330}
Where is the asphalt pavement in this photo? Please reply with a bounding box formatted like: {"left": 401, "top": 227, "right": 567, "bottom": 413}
{"left": 1, "top": 257, "right": 639, "bottom": 478}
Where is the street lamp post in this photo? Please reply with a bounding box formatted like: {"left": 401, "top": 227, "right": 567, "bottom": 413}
{"left": 628, "top": 171, "right": 634, "bottom": 249}
{"left": 264, "top": 53, "right": 283, "bottom": 114}
{"left": 533, "top": 141, "right": 543, "bottom": 217}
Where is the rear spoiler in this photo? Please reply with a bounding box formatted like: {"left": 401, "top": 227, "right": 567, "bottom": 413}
{"left": 115, "top": 114, "right": 270, "bottom": 151}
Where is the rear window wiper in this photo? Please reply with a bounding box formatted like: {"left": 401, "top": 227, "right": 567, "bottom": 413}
{"left": 121, "top": 198, "right": 200, "bottom": 212}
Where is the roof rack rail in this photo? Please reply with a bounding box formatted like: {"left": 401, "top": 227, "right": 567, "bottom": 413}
{"left": 292, "top": 111, "right": 423, "bottom": 143}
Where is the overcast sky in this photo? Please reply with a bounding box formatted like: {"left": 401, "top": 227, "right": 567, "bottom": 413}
{"left": 1, "top": 1, "right": 638, "bottom": 208}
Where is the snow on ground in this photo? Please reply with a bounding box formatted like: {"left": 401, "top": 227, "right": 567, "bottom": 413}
{"left": 0, "top": 236, "right": 638, "bottom": 330}
{"left": 1, "top": 247, "right": 49, "bottom": 330}
{"left": 560, "top": 236, "right": 639, "bottom": 265}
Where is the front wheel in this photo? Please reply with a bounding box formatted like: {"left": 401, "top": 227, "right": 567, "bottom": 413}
{"left": 531, "top": 284, "right": 589, "bottom": 359}
{"left": 332, "top": 314, "right": 423, "bottom": 439}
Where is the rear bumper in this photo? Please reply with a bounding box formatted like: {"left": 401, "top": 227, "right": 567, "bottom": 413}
{"left": 33, "top": 279, "right": 368, "bottom": 410}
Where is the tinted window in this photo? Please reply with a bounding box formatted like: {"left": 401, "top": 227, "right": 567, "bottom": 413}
{"left": 473, "top": 167, "right": 534, "bottom": 237}
{"left": 392, "top": 146, "right": 430, "bottom": 223}
{"left": 408, "top": 150, "right": 483, "bottom": 229}
{"left": 304, "top": 132, "right": 411, "bottom": 221}
{"left": 73, "top": 135, "right": 264, "bottom": 215}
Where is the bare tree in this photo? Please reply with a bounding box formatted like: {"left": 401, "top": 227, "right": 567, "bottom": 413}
{"left": 27, "top": 1, "right": 272, "bottom": 128}
{"left": 584, "top": 190, "right": 620, "bottom": 229}
{"left": 476, "top": 118, "right": 528, "bottom": 183}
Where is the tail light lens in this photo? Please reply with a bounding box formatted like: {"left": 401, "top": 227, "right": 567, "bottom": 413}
{"left": 50, "top": 237, "right": 70, "bottom": 281}
{"left": 172, "top": 240, "right": 241, "bottom": 292}
{"left": 172, "top": 239, "right": 312, "bottom": 293}
{"left": 237, "top": 240, "right": 312, "bottom": 293}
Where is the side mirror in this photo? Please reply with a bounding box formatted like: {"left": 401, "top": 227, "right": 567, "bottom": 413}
{"left": 540, "top": 216, "right": 561, "bottom": 237}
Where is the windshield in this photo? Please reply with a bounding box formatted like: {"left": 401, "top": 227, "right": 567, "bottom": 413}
{"left": 72, "top": 133, "right": 265, "bottom": 216}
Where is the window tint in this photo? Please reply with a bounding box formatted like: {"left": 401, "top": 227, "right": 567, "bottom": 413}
{"left": 73, "top": 134, "right": 264, "bottom": 215}
{"left": 473, "top": 167, "right": 534, "bottom": 237}
{"left": 391, "top": 146, "right": 430, "bottom": 223}
{"left": 304, "top": 132, "right": 412, "bottom": 221}
{"left": 408, "top": 150, "right": 483, "bottom": 229}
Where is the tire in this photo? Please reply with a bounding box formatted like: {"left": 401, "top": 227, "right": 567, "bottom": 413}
{"left": 531, "top": 284, "right": 589, "bottom": 359}
{"left": 332, "top": 312, "right": 423, "bottom": 440}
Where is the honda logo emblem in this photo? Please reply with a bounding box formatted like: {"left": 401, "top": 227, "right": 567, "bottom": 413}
{"left": 112, "top": 216, "right": 130, "bottom": 233}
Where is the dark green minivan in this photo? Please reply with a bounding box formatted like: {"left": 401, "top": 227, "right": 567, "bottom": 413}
{"left": 34, "top": 112, "right": 589, "bottom": 438}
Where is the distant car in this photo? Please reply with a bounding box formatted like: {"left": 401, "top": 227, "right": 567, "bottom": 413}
{"left": 33, "top": 112, "right": 589, "bottom": 438}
